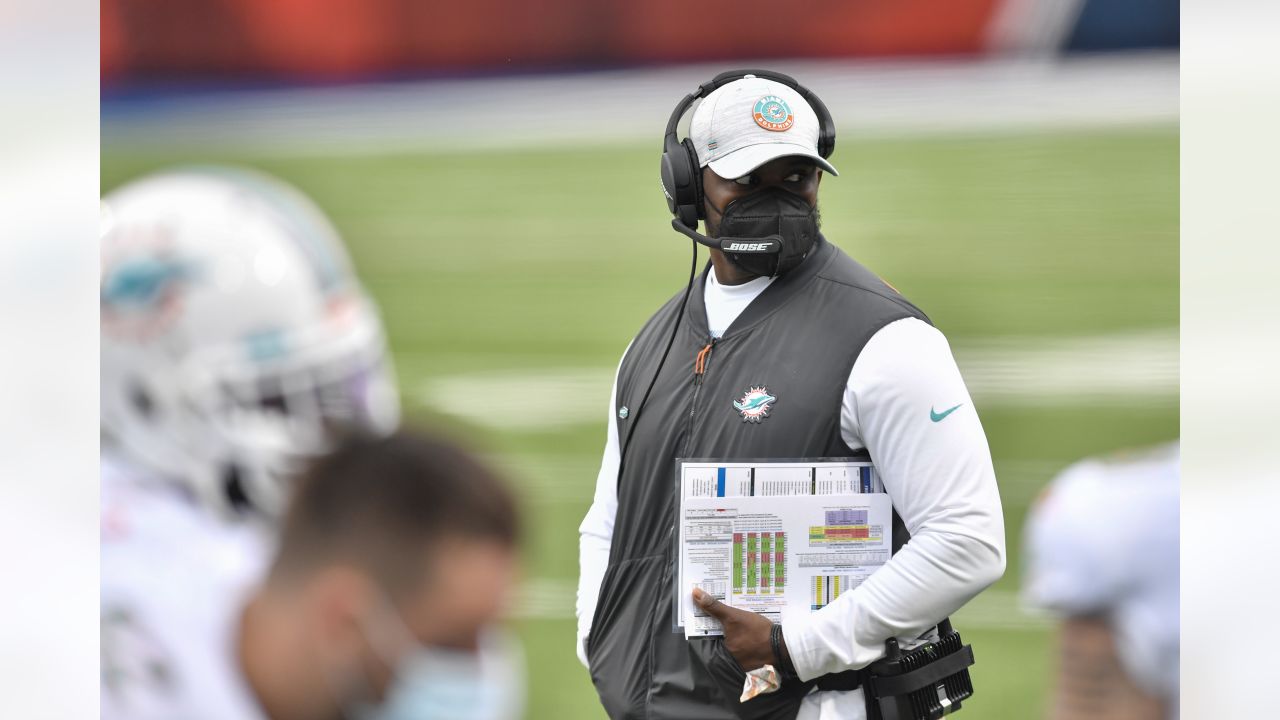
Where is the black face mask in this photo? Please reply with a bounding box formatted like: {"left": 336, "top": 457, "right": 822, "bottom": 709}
{"left": 709, "top": 187, "right": 819, "bottom": 277}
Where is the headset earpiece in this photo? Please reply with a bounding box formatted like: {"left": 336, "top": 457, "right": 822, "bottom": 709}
{"left": 660, "top": 131, "right": 703, "bottom": 230}
{"left": 792, "top": 84, "right": 836, "bottom": 159}
{"left": 683, "top": 138, "right": 705, "bottom": 221}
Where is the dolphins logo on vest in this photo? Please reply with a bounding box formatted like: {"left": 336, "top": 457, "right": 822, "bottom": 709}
{"left": 733, "top": 386, "right": 776, "bottom": 423}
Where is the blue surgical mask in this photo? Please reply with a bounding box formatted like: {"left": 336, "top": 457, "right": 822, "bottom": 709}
{"left": 349, "top": 603, "right": 523, "bottom": 720}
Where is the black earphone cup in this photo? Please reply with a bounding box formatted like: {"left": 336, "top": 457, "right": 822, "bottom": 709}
{"left": 661, "top": 136, "right": 703, "bottom": 230}
{"left": 659, "top": 153, "right": 680, "bottom": 216}
{"left": 783, "top": 79, "right": 836, "bottom": 160}
{"left": 682, "top": 138, "right": 706, "bottom": 221}
{"left": 819, "top": 130, "right": 836, "bottom": 160}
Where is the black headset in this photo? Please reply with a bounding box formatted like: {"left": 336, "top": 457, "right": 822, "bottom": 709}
{"left": 659, "top": 68, "right": 837, "bottom": 231}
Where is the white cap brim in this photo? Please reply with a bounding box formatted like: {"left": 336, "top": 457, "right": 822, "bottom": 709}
{"left": 706, "top": 142, "right": 839, "bottom": 180}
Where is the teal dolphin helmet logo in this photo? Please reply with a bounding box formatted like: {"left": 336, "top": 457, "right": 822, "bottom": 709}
{"left": 101, "top": 256, "right": 196, "bottom": 337}
{"left": 733, "top": 386, "right": 776, "bottom": 423}
{"left": 102, "top": 258, "right": 191, "bottom": 305}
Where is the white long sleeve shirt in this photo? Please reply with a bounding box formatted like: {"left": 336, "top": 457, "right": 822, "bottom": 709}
{"left": 577, "top": 272, "right": 1006, "bottom": 719}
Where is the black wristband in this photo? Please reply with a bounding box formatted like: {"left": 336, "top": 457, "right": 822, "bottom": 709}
{"left": 771, "top": 623, "right": 799, "bottom": 681}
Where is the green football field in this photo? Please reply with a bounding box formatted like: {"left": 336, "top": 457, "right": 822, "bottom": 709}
{"left": 103, "top": 123, "right": 1178, "bottom": 718}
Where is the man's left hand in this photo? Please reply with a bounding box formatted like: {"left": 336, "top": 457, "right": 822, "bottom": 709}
{"left": 692, "top": 587, "right": 777, "bottom": 671}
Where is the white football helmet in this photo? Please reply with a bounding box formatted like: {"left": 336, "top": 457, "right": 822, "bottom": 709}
{"left": 101, "top": 167, "right": 400, "bottom": 519}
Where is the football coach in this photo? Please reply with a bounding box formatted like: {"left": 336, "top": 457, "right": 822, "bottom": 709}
{"left": 575, "top": 70, "right": 1006, "bottom": 719}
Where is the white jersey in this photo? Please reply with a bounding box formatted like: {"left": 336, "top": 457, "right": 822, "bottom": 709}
{"left": 101, "top": 454, "right": 272, "bottom": 720}
{"left": 1023, "top": 443, "right": 1180, "bottom": 714}
{"left": 577, "top": 273, "right": 1006, "bottom": 720}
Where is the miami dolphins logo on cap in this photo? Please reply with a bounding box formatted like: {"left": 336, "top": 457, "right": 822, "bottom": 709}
{"left": 752, "top": 96, "right": 794, "bottom": 132}
{"left": 733, "top": 386, "right": 777, "bottom": 423}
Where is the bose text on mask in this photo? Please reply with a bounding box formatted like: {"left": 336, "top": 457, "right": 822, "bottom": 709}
{"left": 710, "top": 187, "right": 820, "bottom": 277}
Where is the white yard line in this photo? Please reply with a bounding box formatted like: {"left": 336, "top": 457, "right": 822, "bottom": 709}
{"left": 954, "top": 327, "right": 1178, "bottom": 406}
{"left": 510, "top": 579, "right": 1050, "bottom": 632}
{"left": 485, "top": 453, "right": 601, "bottom": 506}
{"left": 419, "top": 328, "right": 1178, "bottom": 433}
{"left": 103, "top": 53, "right": 1177, "bottom": 155}
{"left": 422, "top": 367, "right": 613, "bottom": 432}
{"left": 511, "top": 577, "right": 582, "bottom": 621}
{"left": 951, "top": 588, "right": 1055, "bottom": 632}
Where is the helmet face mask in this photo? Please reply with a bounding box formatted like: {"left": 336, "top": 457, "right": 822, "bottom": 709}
{"left": 191, "top": 301, "right": 398, "bottom": 515}
{"left": 101, "top": 168, "right": 400, "bottom": 520}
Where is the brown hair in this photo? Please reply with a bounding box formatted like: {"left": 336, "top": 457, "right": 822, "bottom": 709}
{"left": 269, "top": 428, "right": 519, "bottom": 596}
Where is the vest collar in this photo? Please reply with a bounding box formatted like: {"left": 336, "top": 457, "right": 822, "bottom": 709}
{"left": 686, "top": 235, "right": 837, "bottom": 340}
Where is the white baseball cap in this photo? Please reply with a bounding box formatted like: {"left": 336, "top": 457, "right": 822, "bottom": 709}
{"left": 689, "top": 74, "right": 839, "bottom": 180}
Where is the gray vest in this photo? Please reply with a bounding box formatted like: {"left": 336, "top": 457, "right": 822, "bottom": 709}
{"left": 587, "top": 237, "right": 929, "bottom": 720}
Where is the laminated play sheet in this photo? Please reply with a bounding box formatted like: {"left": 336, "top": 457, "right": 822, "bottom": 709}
{"left": 675, "top": 459, "right": 893, "bottom": 638}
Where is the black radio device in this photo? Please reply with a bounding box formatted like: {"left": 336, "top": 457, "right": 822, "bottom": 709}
{"left": 864, "top": 617, "right": 976, "bottom": 720}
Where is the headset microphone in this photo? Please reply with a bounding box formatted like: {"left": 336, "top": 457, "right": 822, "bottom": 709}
{"left": 670, "top": 219, "right": 782, "bottom": 256}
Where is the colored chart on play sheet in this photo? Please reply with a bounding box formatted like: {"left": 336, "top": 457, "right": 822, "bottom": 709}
{"left": 733, "top": 531, "right": 786, "bottom": 595}
{"left": 812, "top": 574, "right": 854, "bottom": 610}
{"left": 681, "top": 462, "right": 881, "bottom": 499}
{"left": 677, "top": 460, "right": 892, "bottom": 638}
{"left": 809, "top": 508, "right": 877, "bottom": 543}
{"left": 683, "top": 465, "right": 753, "bottom": 497}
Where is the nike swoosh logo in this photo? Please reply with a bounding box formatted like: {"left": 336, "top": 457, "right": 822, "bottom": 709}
{"left": 930, "top": 404, "right": 963, "bottom": 422}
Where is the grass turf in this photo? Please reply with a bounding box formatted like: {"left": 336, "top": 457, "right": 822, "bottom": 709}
{"left": 103, "top": 123, "right": 1178, "bottom": 718}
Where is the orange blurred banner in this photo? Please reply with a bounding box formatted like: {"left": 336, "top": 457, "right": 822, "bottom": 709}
{"left": 102, "top": 0, "right": 1002, "bottom": 82}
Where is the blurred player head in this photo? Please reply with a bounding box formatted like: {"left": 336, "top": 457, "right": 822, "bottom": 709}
{"left": 1022, "top": 442, "right": 1179, "bottom": 720}
{"left": 240, "top": 429, "right": 522, "bottom": 720}
{"left": 100, "top": 167, "right": 399, "bottom": 519}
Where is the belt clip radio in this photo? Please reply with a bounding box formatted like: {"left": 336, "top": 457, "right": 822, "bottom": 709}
{"left": 863, "top": 618, "right": 975, "bottom": 720}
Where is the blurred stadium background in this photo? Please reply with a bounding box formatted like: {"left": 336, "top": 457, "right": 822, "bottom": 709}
{"left": 102, "top": 0, "right": 1178, "bottom": 716}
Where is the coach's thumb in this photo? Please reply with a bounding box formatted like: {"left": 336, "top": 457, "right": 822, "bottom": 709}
{"left": 693, "top": 587, "right": 727, "bottom": 617}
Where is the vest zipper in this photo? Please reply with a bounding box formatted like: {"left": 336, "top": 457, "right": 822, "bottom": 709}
{"left": 683, "top": 338, "right": 717, "bottom": 456}
{"left": 693, "top": 338, "right": 716, "bottom": 386}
